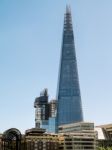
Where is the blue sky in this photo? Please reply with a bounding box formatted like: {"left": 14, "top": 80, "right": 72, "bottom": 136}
{"left": 0, "top": 0, "right": 112, "bottom": 133}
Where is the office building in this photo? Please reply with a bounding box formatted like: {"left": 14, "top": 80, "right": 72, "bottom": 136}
{"left": 49, "top": 100, "right": 57, "bottom": 118}
{"left": 48, "top": 100, "right": 57, "bottom": 133}
{"left": 95, "top": 124, "right": 112, "bottom": 148}
{"left": 25, "top": 128, "right": 59, "bottom": 150}
{"left": 58, "top": 132, "right": 96, "bottom": 150}
{"left": 58, "top": 122, "right": 97, "bottom": 150}
{"left": 57, "top": 6, "right": 83, "bottom": 127}
{"left": 0, "top": 124, "right": 97, "bottom": 150}
{"left": 34, "top": 89, "right": 49, "bottom": 130}
{"left": 34, "top": 89, "right": 57, "bottom": 133}
{"left": 58, "top": 122, "right": 95, "bottom": 133}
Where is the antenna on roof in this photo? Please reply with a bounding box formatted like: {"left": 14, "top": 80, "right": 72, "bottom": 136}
{"left": 66, "top": 4, "right": 71, "bottom": 14}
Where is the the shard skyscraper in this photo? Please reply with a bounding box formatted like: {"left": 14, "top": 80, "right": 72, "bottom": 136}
{"left": 57, "top": 6, "right": 83, "bottom": 126}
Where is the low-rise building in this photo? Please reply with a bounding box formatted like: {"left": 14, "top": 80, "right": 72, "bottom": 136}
{"left": 58, "top": 122, "right": 97, "bottom": 150}
{"left": 58, "top": 132, "right": 96, "bottom": 150}
{"left": 24, "top": 128, "right": 59, "bottom": 150}
{"left": 24, "top": 127, "right": 97, "bottom": 150}
{"left": 95, "top": 124, "right": 112, "bottom": 148}
{"left": 58, "top": 122, "right": 94, "bottom": 133}
{"left": 0, "top": 134, "right": 2, "bottom": 150}
{"left": 0, "top": 122, "right": 98, "bottom": 150}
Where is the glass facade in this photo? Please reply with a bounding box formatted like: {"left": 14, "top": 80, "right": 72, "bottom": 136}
{"left": 57, "top": 7, "right": 83, "bottom": 126}
{"left": 34, "top": 90, "right": 57, "bottom": 133}
{"left": 40, "top": 120, "right": 49, "bottom": 132}
{"left": 48, "top": 117, "right": 56, "bottom": 133}
{"left": 34, "top": 89, "right": 49, "bottom": 129}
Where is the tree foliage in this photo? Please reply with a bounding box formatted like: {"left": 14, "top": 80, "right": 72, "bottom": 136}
{"left": 97, "top": 147, "right": 112, "bottom": 150}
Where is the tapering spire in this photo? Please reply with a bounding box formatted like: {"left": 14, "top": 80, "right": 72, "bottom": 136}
{"left": 64, "top": 5, "right": 72, "bottom": 31}
{"left": 56, "top": 6, "right": 83, "bottom": 127}
{"left": 66, "top": 5, "right": 71, "bottom": 14}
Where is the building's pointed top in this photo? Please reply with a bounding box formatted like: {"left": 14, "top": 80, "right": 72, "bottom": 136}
{"left": 66, "top": 5, "right": 71, "bottom": 14}
{"left": 64, "top": 5, "right": 72, "bottom": 31}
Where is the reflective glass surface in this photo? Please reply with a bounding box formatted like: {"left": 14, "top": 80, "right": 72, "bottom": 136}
{"left": 57, "top": 9, "right": 83, "bottom": 126}
{"left": 48, "top": 117, "right": 56, "bottom": 133}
